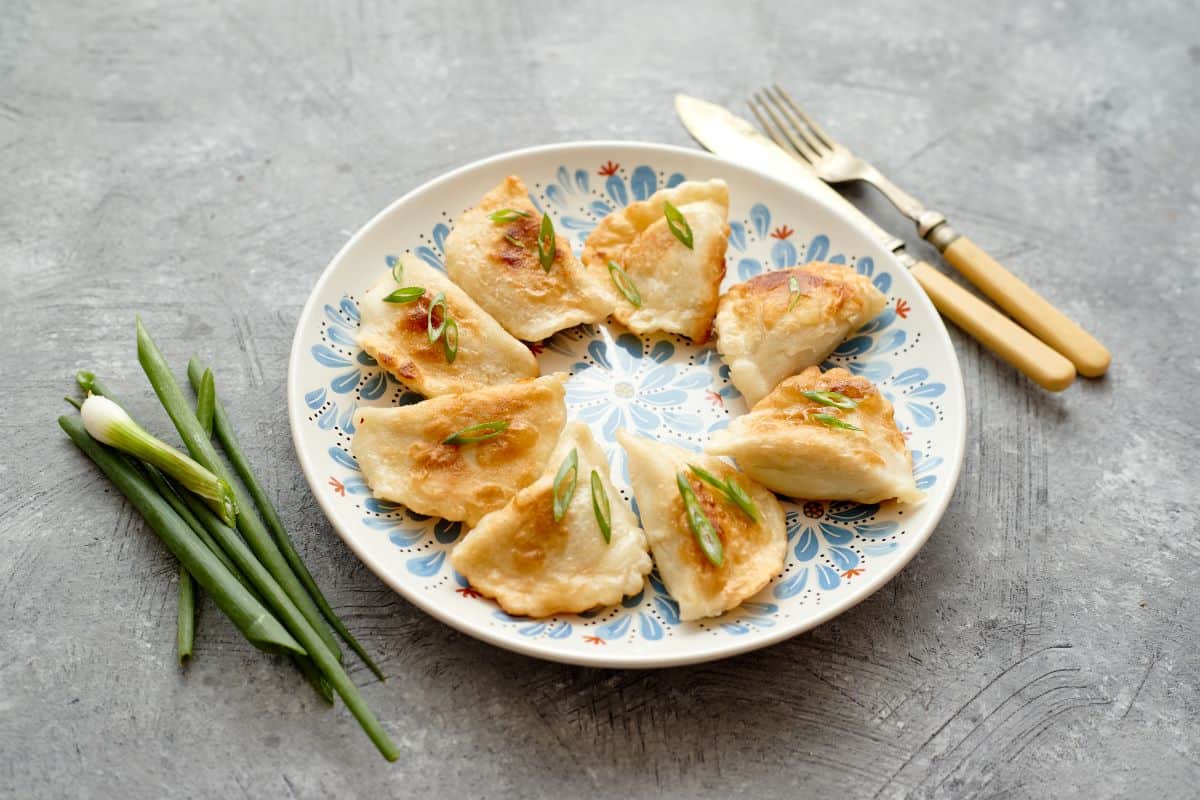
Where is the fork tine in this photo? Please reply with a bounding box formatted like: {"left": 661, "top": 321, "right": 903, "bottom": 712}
{"left": 762, "top": 86, "right": 828, "bottom": 157}
{"left": 751, "top": 92, "right": 821, "bottom": 163}
{"left": 747, "top": 97, "right": 811, "bottom": 163}
{"left": 772, "top": 84, "right": 835, "bottom": 150}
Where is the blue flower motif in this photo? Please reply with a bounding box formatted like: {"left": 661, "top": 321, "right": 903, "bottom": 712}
{"left": 773, "top": 502, "right": 899, "bottom": 599}
{"left": 566, "top": 333, "right": 713, "bottom": 479}
{"left": 546, "top": 163, "right": 687, "bottom": 240}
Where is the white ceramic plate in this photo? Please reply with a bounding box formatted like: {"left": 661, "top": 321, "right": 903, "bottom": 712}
{"left": 287, "top": 141, "right": 965, "bottom": 668}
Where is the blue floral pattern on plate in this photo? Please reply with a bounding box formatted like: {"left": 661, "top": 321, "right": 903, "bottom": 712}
{"left": 295, "top": 155, "right": 957, "bottom": 658}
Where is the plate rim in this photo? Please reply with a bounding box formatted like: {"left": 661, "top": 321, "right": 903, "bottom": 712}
{"left": 286, "top": 139, "right": 967, "bottom": 669}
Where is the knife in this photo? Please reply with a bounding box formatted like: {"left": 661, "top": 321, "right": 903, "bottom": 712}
{"left": 674, "top": 94, "right": 1076, "bottom": 392}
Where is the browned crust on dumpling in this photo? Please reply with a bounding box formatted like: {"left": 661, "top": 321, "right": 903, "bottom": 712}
{"left": 443, "top": 176, "right": 610, "bottom": 341}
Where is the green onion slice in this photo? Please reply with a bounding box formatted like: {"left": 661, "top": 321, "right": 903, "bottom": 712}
{"left": 722, "top": 477, "right": 759, "bottom": 522}
{"left": 441, "top": 317, "right": 459, "bottom": 363}
{"left": 663, "top": 200, "right": 694, "bottom": 249}
{"left": 676, "top": 472, "right": 723, "bottom": 566}
{"left": 801, "top": 390, "right": 858, "bottom": 410}
{"left": 687, "top": 463, "right": 759, "bottom": 522}
{"left": 688, "top": 463, "right": 729, "bottom": 494}
{"left": 787, "top": 275, "right": 802, "bottom": 311}
{"left": 442, "top": 420, "right": 510, "bottom": 445}
{"left": 383, "top": 286, "right": 425, "bottom": 304}
{"left": 388, "top": 255, "right": 404, "bottom": 283}
{"left": 551, "top": 448, "right": 579, "bottom": 522}
{"left": 590, "top": 470, "right": 611, "bottom": 543}
{"left": 489, "top": 208, "right": 531, "bottom": 224}
{"left": 813, "top": 413, "right": 862, "bottom": 431}
{"left": 607, "top": 260, "right": 642, "bottom": 307}
{"left": 503, "top": 233, "right": 525, "bottom": 248}
{"left": 427, "top": 291, "right": 448, "bottom": 342}
{"left": 537, "top": 213, "right": 555, "bottom": 272}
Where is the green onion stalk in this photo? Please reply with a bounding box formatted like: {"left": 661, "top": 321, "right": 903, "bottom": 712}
{"left": 177, "top": 489, "right": 399, "bottom": 760}
{"left": 186, "top": 357, "right": 385, "bottom": 681}
{"left": 134, "top": 319, "right": 342, "bottom": 661}
{"left": 58, "top": 415, "right": 305, "bottom": 657}
{"left": 80, "top": 394, "right": 238, "bottom": 526}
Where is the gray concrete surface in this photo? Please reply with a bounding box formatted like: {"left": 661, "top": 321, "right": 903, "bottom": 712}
{"left": 2, "top": 1, "right": 1198, "bottom": 797}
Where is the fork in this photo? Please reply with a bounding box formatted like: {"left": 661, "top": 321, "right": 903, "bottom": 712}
{"left": 749, "top": 85, "right": 1111, "bottom": 378}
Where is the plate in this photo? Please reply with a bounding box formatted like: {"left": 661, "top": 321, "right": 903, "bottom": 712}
{"left": 287, "top": 141, "right": 966, "bottom": 668}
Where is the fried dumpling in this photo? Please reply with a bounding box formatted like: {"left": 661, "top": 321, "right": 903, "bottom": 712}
{"left": 582, "top": 179, "right": 729, "bottom": 343}
{"left": 706, "top": 366, "right": 922, "bottom": 504}
{"left": 714, "top": 262, "right": 887, "bottom": 407}
{"left": 352, "top": 374, "right": 567, "bottom": 525}
{"left": 444, "top": 176, "right": 611, "bottom": 342}
{"left": 451, "top": 423, "right": 652, "bottom": 617}
{"left": 617, "top": 430, "right": 786, "bottom": 621}
{"left": 356, "top": 254, "right": 539, "bottom": 398}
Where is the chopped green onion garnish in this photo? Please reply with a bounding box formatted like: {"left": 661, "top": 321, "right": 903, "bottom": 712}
{"left": 663, "top": 200, "right": 694, "bottom": 249}
{"left": 442, "top": 420, "right": 510, "bottom": 445}
{"left": 590, "top": 470, "right": 611, "bottom": 543}
{"left": 813, "top": 413, "right": 862, "bottom": 431}
{"left": 537, "top": 213, "right": 555, "bottom": 272}
{"left": 489, "top": 208, "right": 531, "bottom": 224}
{"left": 551, "top": 448, "right": 579, "bottom": 522}
{"left": 687, "top": 463, "right": 759, "bottom": 522}
{"left": 389, "top": 256, "right": 404, "bottom": 283}
{"left": 607, "top": 260, "right": 642, "bottom": 307}
{"left": 722, "top": 477, "right": 759, "bottom": 522}
{"left": 383, "top": 286, "right": 425, "bottom": 304}
{"left": 787, "top": 275, "right": 802, "bottom": 311}
{"left": 503, "top": 233, "right": 525, "bottom": 248}
{"left": 688, "top": 463, "right": 728, "bottom": 494}
{"left": 677, "top": 472, "right": 723, "bottom": 566}
{"left": 801, "top": 390, "right": 858, "bottom": 410}
{"left": 427, "top": 291, "right": 448, "bottom": 342}
{"left": 441, "top": 317, "right": 459, "bottom": 363}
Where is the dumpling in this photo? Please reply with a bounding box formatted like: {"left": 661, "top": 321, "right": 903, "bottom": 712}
{"left": 582, "top": 179, "right": 729, "bottom": 343}
{"left": 617, "top": 429, "right": 786, "bottom": 621}
{"left": 714, "top": 262, "right": 887, "bottom": 407}
{"left": 706, "top": 366, "right": 922, "bottom": 504}
{"left": 444, "top": 176, "right": 611, "bottom": 342}
{"left": 352, "top": 374, "right": 567, "bottom": 525}
{"left": 451, "top": 422, "right": 652, "bottom": 617}
{"left": 356, "top": 254, "right": 539, "bottom": 398}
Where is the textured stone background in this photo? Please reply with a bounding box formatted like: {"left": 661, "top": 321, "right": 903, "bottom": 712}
{"left": 2, "top": 1, "right": 1197, "bottom": 798}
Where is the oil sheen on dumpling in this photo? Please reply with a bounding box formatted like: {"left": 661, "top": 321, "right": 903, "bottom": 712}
{"left": 617, "top": 429, "right": 786, "bottom": 621}
{"left": 444, "top": 176, "right": 611, "bottom": 342}
{"left": 352, "top": 374, "right": 567, "bottom": 526}
{"left": 356, "top": 254, "right": 539, "bottom": 398}
{"left": 706, "top": 366, "right": 922, "bottom": 504}
{"left": 451, "top": 423, "right": 652, "bottom": 617}
{"left": 582, "top": 179, "right": 729, "bottom": 343}
{"left": 714, "top": 262, "right": 887, "bottom": 407}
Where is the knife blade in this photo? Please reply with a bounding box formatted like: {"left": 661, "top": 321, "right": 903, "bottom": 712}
{"left": 674, "top": 94, "right": 908, "bottom": 258}
{"left": 673, "top": 93, "right": 1076, "bottom": 391}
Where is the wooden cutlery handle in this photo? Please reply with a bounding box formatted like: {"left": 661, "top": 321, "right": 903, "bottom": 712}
{"left": 940, "top": 236, "right": 1111, "bottom": 377}
{"left": 911, "top": 261, "right": 1076, "bottom": 391}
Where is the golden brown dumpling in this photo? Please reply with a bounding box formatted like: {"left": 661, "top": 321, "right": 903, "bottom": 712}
{"left": 714, "top": 262, "right": 887, "bottom": 407}
{"left": 706, "top": 366, "right": 921, "bottom": 504}
{"left": 356, "top": 254, "right": 538, "bottom": 398}
{"left": 450, "top": 422, "right": 652, "bottom": 617}
{"left": 351, "top": 374, "right": 567, "bottom": 525}
{"left": 444, "top": 176, "right": 611, "bottom": 342}
{"left": 617, "top": 429, "right": 786, "bottom": 621}
{"left": 582, "top": 180, "right": 729, "bottom": 343}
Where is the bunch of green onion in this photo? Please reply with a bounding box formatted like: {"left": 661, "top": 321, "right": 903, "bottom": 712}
{"left": 59, "top": 319, "right": 398, "bottom": 761}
